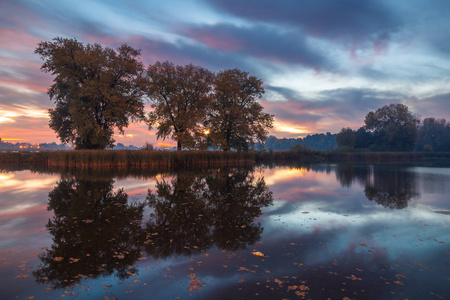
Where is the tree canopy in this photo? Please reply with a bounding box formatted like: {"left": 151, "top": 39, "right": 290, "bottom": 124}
{"left": 36, "top": 38, "right": 274, "bottom": 151}
{"left": 364, "top": 103, "right": 419, "bottom": 151}
{"left": 336, "top": 127, "right": 356, "bottom": 150}
{"left": 145, "top": 61, "right": 214, "bottom": 151}
{"left": 206, "top": 69, "right": 274, "bottom": 151}
{"left": 415, "top": 117, "right": 450, "bottom": 151}
{"left": 35, "top": 37, "right": 146, "bottom": 149}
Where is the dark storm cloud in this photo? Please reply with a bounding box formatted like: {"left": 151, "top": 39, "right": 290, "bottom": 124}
{"left": 409, "top": 92, "right": 450, "bottom": 120}
{"left": 183, "top": 23, "right": 332, "bottom": 70}
{"left": 131, "top": 36, "right": 268, "bottom": 77}
{"left": 266, "top": 85, "right": 304, "bottom": 101}
{"left": 205, "top": 0, "right": 403, "bottom": 46}
{"left": 316, "top": 88, "right": 403, "bottom": 115}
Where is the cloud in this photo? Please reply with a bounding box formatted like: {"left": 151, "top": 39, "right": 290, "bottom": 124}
{"left": 262, "top": 87, "right": 424, "bottom": 135}
{"left": 182, "top": 23, "right": 332, "bottom": 70}
{"left": 205, "top": 0, "right": 403, "bottom": 47}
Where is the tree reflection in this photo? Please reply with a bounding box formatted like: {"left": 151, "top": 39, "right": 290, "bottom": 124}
{"left": 33, "top": 168, "right": 274, "bottom": 288}
{"left": 145, "top": 174, "right": 212, "bottom": 258}
{"left": 145, "top": 168, "right": 273, "bottom": 258}
{"left": 206, "top": 169, "right": 273, "bottom": 251}
{"left": 365, "top": 166, "right": 418, "bottom": 209}
{"left": 33, "top": 178, "right": 145, "bottom": 289}
{"left": 335, "top": 164, "right": 419, "bottom": 209}
{"left": 335, "top": 163, "right": 371, "bottom": 187}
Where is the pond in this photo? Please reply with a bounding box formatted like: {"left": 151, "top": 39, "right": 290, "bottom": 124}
{"left": 0, "top": 162, "right": 449, "bottom": 299}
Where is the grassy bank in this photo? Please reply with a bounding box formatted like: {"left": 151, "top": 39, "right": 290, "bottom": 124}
{"left": 1, "top": 149, "right": 449, "bottom": 171}
{"left": 0, "top": 150, "right": 255, "bottom": 170}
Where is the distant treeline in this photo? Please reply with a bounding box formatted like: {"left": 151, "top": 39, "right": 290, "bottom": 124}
{"left": 336, "top": 104, "right": 450, "bottom": 152}
{"left": 258, "top": 133, "right": 337, "bottom": 151}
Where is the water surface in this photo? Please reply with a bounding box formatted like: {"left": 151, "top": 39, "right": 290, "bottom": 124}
{"left": 0, "top": 163, "right": 449, "bottom": 299}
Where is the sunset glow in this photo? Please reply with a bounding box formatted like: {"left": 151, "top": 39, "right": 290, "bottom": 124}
{"left": 273, "top": 121, "right": 309, "bottom": 135}
{"left": 0, "top": 1, "right": 449, "bottom": 146}
{"left": 156, "top": 142, "right": 177, "bottom": 148}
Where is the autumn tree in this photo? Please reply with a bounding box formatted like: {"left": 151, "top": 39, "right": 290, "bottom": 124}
{"left": 336, "top": 127, "right": 356, "bottom": 149}
{"left": 364, "top": 103, "right": 419, "bottom": 151}
{"left": 33, "top": 178, "right": 145, "bottom": 289}
{"left": 145, "top": 61, "right": 214, "bottom": 151}
{"left": 206, "top": 69, "right": 274, "bottom": 151}
{"left": 35, "top": 37, "right": 146, "bottom": 149}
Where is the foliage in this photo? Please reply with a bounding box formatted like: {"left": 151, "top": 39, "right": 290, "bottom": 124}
{"left": 334, "top": 163, "right": 418, "bottom": 209}
{"left": 35, "top": 37, "right": 146, "bottom": 149}
{"left": 289, "top": 143, "right": 312, "bottom": 153}
{"left": 206, "top": 69, "right": 274, "bottom": 151}
{"left": 364, "top": 103, "right": 420, "bottom": 151}
{"left": 354, "top": 127, "right": 372, "bottom": 149}
{"left": 33, "top": 178, "right": 145, "bottom": 289}
{"left": 141, "top": 141, "right": 154, "bottom": 150}
{"left": 145, "top": 61, "right": 214, "bottom": 151}
{"left": 415, "top": 117, "right": 450, "bottom": 151}
{"left": 336, "top": 127, "right": 356, "bottom": 149}
{"left": 145, "top": 168, "right": 273, "bottom": 258}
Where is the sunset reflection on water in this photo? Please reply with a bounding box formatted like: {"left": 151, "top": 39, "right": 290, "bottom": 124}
{"left": 0, "top": 163, "right": 449, "bottom": 299}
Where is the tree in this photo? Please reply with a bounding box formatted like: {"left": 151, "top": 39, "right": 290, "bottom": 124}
{"left": 416, "top": 117, "right": 450, "bottom": 151}
{"left": 35, "top": 37, "right": 145, "bottom": 149}
{"left": 336, "top": 127, "right": 356, "bottom": 149}
{"left": 354, "top": 127, "right": 372, "bottom": 149}
{"left": 33, "top": 178, "right": 145, "bottom": 289}
{"left": 207, "top": 69, "right": 274, "bottom": 151}
{"left": 145, "top": 61, "right": 214, "bottom": 151}
{"left": 364, "top": 103, "right": 419, "bottom": 151}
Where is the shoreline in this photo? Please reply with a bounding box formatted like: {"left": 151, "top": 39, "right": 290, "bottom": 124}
{"left": 1, "top": 150, "right": 450, "bottom": 171}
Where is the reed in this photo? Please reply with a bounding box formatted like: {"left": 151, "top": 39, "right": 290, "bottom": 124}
{"left": 0, "top": 150, "right": 255, "bottom": 170}
{"left": 1, "top": 150, "right": 449, "bottom": 171}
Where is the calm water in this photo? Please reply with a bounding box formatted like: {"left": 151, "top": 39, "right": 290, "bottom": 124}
{"left": 0, "top": 163, "right": 449, "bottom": 299}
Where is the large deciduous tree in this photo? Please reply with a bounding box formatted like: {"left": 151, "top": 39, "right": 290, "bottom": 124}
{"left": 364, "top": 103, "right": 419, "bottom": 151}
{"left": 145, "top": 61, "right": 214, "bottom": 151}
{"left": 207, "top": 69, "right": 274, "bottom": 151}
{"left": 35, "top": 37, "right": 145, "bottom": 149}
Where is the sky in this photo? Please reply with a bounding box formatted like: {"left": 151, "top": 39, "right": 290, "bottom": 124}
{"left": 1, "top": 0, "right": 450, "bottom": 147}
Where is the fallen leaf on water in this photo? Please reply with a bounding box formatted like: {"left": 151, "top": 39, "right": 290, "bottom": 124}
{"left": 252, "top": 251, "right": 264, "bottom": 257}
{"left": 187, "top": 273, "right": 206, "bottom": 291}
{"left": 345, "top": 275, "right": 362, "bottom": 281}
{"left": 53, "top": 257, "right": 64, "bottom": 262}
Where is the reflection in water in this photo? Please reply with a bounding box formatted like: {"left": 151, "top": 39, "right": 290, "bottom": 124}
{"left": 336, "top": 164, "right": 418, "bottom": 209}
{"left": 145, "top": 168, "right": 273, "bottom": 258}
{"left": 33, "top": 178, "right": 146, "bottom": 289}
{"left": 33, "top": 168, "right": 273, "bottom": 289}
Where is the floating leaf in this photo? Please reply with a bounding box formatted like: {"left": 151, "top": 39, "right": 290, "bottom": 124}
{"left": 252, "top": 251, "right": 264, "bottom": 257}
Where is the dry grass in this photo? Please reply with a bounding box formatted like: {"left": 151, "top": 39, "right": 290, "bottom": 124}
{"left": 0, "top": 150, "right": 255, "bottom": 170}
